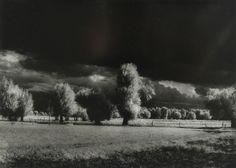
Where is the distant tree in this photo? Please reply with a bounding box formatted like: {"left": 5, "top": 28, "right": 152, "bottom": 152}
{"left": 54, "top": 83, "right": 78, "bottom": 124}
{"left": 205, "top": 95, "right": 232, "bottom": 120}
{"left": 110, "top": 105, "right": 120, "bottom": 118}
{"left": 180, "top": 109, "right": 187, "bottom": 119}
{"left": 72, "top": 105, "right": 88, "bottom": 121}
{"left": 140, "top": 78, "right": 156, "bottom": 103}
{"left": 201, "top": 111, "right": 211, "bottom": 120}
{"left": 172, "top": 111, "right": 182, "bottom": 119}
{"left": 161, "top": 107, "right": 169, "bottom": 119}
{"left": 116, "top": 63, "right": 142, "bottom": 125}
{"left": 18, "top": 90, "right": 34, "bottom": 121}
{"left": 76, "top": 87, "right": 111, "bottom": 125}
{"left": 138, "top": 107, "right": 151, "bottom": 119}
{"left": 149, "top": 107, "right": 162, "bottom": 119}
{"left": 186, "top": 111, "right": 196, "bottom": 120}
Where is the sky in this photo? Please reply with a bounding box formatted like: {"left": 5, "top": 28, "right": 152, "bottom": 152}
{"left": 0, "top": 0, "right": 235, "bottom": 98}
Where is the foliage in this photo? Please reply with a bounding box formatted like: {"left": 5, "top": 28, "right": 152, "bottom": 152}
{"left": 139, "top": 78, "right": 156, "bottom": 102}
{"left": 180, "top": 109, "right": 187, "bottom": 119}
{"left": 54, "top": 83, "right": 78, "bottom": 123}
{"left": 76, "top": 87, "right": 111, "bottom": 124}
{"left": 0, "top": 77, "right": 33, "bottom": 121}
{"left": 18, "top": 89, "right": 34, "bottom": 121}
{"left": 72, "top": 105, "right": 88, "bottom": 121}
{"left": 138, "top": 107, "right": 151, "bottom": 119}
{"left": 116, "top": 63, "right": 142, "bottom": 125}
{"left": 205, "top": 95, "right": 232, "bottom": 120}
{"left": 161, "top": 107, "right": 169, "bottom": 119}
{"left": 110, "top": 105, "right": 120, "bottom": 118}
{"left": 172, "top": 111, "right": 182, "bottom": 119}
{"left": 149, "top": 107, "right": 162, "bottom": 119}
{"left": 186, "top": 112, "right": 196, "bottom": 120}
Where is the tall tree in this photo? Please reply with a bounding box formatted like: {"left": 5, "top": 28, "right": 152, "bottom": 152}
{"left": 54, "top": 83, "right": 78, "bottom": 124}
{"left": 18, "top": 89, "right": 34, "bottom": 121}
{"left": 116, "top": 63, "right": 142, "bottom": 125}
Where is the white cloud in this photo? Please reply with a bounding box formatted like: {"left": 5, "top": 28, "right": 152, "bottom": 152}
{"left": 159, "top": 80, "right": 199, "bottom": 97}
{"left": 89, "top": 74, "right": 106, "bottom": 82}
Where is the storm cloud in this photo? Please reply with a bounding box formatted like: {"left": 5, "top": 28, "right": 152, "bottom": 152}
{"left": 0, "top": 0, "right": 235, "bottom": 87}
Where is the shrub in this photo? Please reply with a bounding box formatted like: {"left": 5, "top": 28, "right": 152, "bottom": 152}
{"left": 150, "top": 107, "right": 162, "bottom": 119}
{"left": 161, "top": 107, "right": 169, "bottom": 119}
{"left": 110, "top": 105, "right": 120, "bottom": 118}
{"left": 172, "top": 111, "right": 182, "bottom": 119}
{"left": 168, "top": 109, "right": 174, "bottom": 119}
{"left": 138, "top": 107, "right": 151, "bottom": 119}
{"left": 195, "top": 110, "right": 202, "bottom": 120}
{"left": 186, "top": 112, "right": 196, "bottom": 120}
{"left": 180, "top": 109, "right": 187, "bottom": 119}
{"left": 72, "top": 106, "right": 88, "bottom": 121}
{"left": 201, "top": 111, "right": 211, "bottom": 120}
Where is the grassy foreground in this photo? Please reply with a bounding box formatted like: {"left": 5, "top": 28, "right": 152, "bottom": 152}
{"left": 0, "top": 122, "right": 235, "bottom": 168}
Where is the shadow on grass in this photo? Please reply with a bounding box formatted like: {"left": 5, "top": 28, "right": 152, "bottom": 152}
{"left": 5, "top": 144, "right": 236, "bottom": 168}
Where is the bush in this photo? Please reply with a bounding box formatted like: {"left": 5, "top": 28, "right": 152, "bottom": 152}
{"left": 172, "top": 111, "right": 182, "bottom": 119}
{"left": 186, "top": 112, "right": 196, "bottom": 120}
{"left": 149, "top": 107, "right": 162, "bottom": 119}
{"left": 180, "top": 109, "right": 187, "bottom": 119}
{"left": 72, "top": 106, "right": 89, "bottom": 121}
{"left": 138, "top": 107, "right": 151, "bottom": 119}
{"left": 195, "top": 110, "right": 202, "bottom": 119}
{"left": 161, "top": 107, "right": 168, "bottom": 119}
{"left": 201, "top": 111, "right": 211, "bottom": 120}
{"left": 110, "top": 105, "right": 120, "bottom": 118}
{"left": 168, "top": 109, "right": 174, "bottom": 119}
{"left": 76, "top": 88, "right": 111, "bottom": 125}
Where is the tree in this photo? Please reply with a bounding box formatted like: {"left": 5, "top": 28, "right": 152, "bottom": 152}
{"left": 18, "top": 90, "right": 34, "bottom": 121}
{"left": 0, "top": 77, "right": 21, "bottom": 121}
{"left": 205, "top": 95, "right": 232, "bottom": 120}
{"left": 0, "top": 77, "right": 33, "bottom": 121}
{"left": 116, "top": 63, "right": 142, "bottom": 125}
{"left": 138, "top": 107, "right": 151, "bottom": 119}
{"left": 229, "top": 92, "right": 236, "bottom": 128}
{"left": 76, "top": 87, "right": 111, "bottom": 125}
{"left": 54, "top": 83, "right": 78, "bottom": 124}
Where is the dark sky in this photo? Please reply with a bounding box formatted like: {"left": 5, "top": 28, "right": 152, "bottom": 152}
{"left": 0, "top": 0, "right": 235, "bottom": 86}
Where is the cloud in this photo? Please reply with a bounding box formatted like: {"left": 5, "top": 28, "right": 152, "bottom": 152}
{"left": 0, "top": 50, "right": 117, "bottom": 93}
{"left": 159, "top": 80, "right": 199, "bottom": 97}
{"left": 89, "top": 74, "right": 106, "bottom": 82}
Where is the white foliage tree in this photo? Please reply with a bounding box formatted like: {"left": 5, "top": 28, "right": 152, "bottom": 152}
{"left": 54, "top": 83, "right": 78, "bottom": 123}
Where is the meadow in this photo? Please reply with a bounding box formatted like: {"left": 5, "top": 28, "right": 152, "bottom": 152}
{"left": 0, "top": 121, "right": 235, "bottom": 168}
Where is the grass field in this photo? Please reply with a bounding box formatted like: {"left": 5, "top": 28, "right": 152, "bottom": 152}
{"left": 0, "top": 121, "right": 235, "bottom": 168}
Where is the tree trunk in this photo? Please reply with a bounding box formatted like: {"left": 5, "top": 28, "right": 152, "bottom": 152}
{"left": 20, "top": 115, "right": 24, "bottom": 122}
{"left": 231, "top": 118, "right": 236, "bottom": 128}
{"left": 122, "top": 117, "right": 129, "bottom": 126}
{"left": 59, "top": 115, "right": 63, "bottom": 124}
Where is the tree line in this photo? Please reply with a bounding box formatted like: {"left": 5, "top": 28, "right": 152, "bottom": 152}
{"left": 0, "top": 63, "right": 235, "bottom": 128}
